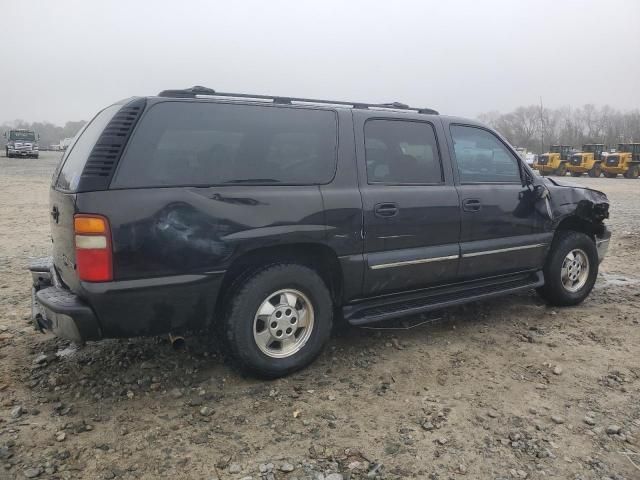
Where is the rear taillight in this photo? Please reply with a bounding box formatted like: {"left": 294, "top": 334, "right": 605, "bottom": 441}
{"left": 74, "top": 214, "right": 113, "bottom": 282}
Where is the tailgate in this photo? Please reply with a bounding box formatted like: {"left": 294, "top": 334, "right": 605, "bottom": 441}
{"left": 49, "top": 188, "right": 79, "bottom": 291}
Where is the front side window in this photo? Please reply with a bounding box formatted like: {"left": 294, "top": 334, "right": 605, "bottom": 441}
{"left": 364, "top": 119, "right": 442, "bottom": 184}
{"left": 112, "top": 102, "right": 338, "bottom": 187}
{"left": 450, "top": 125, "right": 521, "bottom": 183}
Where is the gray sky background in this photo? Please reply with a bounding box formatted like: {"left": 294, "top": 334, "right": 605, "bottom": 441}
{"left": 2, "top": 0, "right": 639, "bottom": 125}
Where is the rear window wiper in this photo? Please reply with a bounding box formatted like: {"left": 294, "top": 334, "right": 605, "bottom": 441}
{"left": 224, "top": 178, "right": 281, "bottom": 184}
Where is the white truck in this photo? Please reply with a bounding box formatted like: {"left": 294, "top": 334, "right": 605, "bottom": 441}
{"left": 4, "top": 129, "right": 39, "bottom": 158}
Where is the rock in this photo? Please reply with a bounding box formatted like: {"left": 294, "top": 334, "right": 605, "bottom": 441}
{"left": 325, "top": 474, "right": 343, "bottom": 480}
{"left": 552, "top": 365, "right": 563, "bottom": 375}
{"left": 34, "top": 353, "right": 49, "bottom": 365}
{"left": 55, "top": 431, "right": 66, "bottom": 442}
{"left": 437, "top": 437, "right": 448, "bottom": 445}
{"left": 279, "top": 463, "right": 295, "bottom": 472}
{"left": 24, "top": 467, "right": 42, "bottom": 478}
{"left": 583, "top": 416, "right": 596, "bottom": 426}
{"left": 551, "top": 415, "right": 565, "bottom": 425}
{"left": 199, "top": 406, "right": 214, "bottom": 417}
{"left": 457, "top": 464, "right": 467, "bottom": 474}
{"left": 170, "top": 388, "right": 183, "bottom": 399}
{"left": 487, "top": 411, "right": 499, "bottom": 418}
{"left": 10, "top": 405, "right": 23, "bottom": 418}
{"left": 605, "top": 425, "right": 621, "bottom": 435}
{"left": 367, "top": 463, "right": 383, "bottom": 478}
{"left": 421, "top": 421, "right": 434, "bottom": 431}
{"left": 229, "top": 463, "right": 242, "bottom": 474}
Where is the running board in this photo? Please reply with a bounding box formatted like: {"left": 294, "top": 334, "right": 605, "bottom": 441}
{"left": 344, "top": 271, "right": 544, "bottom": 326}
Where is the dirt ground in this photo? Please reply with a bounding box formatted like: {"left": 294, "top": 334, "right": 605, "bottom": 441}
{"left": 0, "top": 151, "right": 639, "bottom": 480}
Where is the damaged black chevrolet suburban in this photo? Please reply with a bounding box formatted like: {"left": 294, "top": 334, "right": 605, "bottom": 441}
{"left": 30, "top": 86, "right": 611, "bottom": 377}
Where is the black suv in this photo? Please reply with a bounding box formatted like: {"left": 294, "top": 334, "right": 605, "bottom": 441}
{"left": 30, "top": 87, "right": 611, "bottom": 377}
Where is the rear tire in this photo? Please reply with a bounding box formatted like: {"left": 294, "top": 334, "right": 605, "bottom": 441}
{"left": 570, "top": 172, "right": 582, "bottom": 177}
{"left": 588, "top": 164, "right": 601, "bottom": 177}
{"left": 537, "top": 231, "right": 598, "bottom": 306}
{"left": 223, "top": 263, "right": 333, "bottom": 378}
{"left": 624, "top": 165, "right": 639, "bottom": 179}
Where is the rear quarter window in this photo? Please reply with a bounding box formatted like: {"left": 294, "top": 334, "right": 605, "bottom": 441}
{"left": 112, "top": 102, "right": 338, "bottom": 187}
{"left": 54, "top": 105, "right": 121, "bottom": 191}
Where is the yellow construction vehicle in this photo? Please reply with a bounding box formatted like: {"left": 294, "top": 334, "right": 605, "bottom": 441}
{"left": 567, "top": 144, "right": 605, "bottom": 177}
{"left": 533, "top": 145, "right": 572, "bottom": 175}
{"left": 601, "top": 143, "right": 640, "bottom": 178}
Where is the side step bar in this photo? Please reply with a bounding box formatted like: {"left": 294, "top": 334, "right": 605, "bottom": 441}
{"left": 344, "top": 271, "right": 544, "bottom": 326}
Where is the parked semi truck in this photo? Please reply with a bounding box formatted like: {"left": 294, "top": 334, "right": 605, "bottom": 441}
{"left": 4, "top": 129, "right": 39, "bottom": 158}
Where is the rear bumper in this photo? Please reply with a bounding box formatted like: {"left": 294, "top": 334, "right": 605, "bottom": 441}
{"left": 29, "top": 256, "right": 224, "bottom": 342}
{"left": 30, "top": 257, "right": 101, "bottom": 342}
{"left": 596, "top": 229, "right": 611, "bottom": 264}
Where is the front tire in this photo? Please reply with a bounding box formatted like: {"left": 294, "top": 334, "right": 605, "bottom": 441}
{"left": 588, "top": 164, "right": 601, "bottom": 177}
{"left": 604, "top": 172, "right": 617, "bottom": 178}
{"left": 223, "top": 263, "right": 333, "bottom": 378}
{"left": 570, "top": 172, "right": 582, "bottom": 177}
{"left": 554, "top": 163, "right": 567, "bottom": 176}
{"left": 537, "top": 231, "right": 598, "bottom": 306}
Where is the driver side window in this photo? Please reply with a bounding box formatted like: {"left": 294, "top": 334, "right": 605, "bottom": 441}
{"left": 450, "top": 125, "right": 521, "bottom": 183}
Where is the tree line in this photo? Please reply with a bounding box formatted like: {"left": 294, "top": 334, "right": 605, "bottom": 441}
{"left": 478, "top": 105, "right": 640, "bottom": 154}
{"left": 1, "top": 120, "right": 86, "bottom": 149}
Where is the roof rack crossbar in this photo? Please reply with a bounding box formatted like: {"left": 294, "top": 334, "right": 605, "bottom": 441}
{"left": 157, "top": 86, "right": 439, "bottom": 115}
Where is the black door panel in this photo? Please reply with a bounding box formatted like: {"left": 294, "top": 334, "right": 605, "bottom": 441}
{"left": 446, "top": 123, "right": 551, "bottom": 280}
{"left": 353, "top": 112, "right": 461, "bottom": 296}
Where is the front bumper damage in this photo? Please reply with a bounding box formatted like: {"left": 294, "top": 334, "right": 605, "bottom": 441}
{"left": 543, "top": 177, "right": 611, "bottom": 263}
{"left": 29, "top": 257, "right": 101, "bottom": 343}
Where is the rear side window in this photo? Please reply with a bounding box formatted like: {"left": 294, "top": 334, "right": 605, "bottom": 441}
{"left": 450, "top": 125, "right": 521, "bottom": 183}
{"left": 364, "top": 119, "right": 443, "bottom": 184}
{"left": 55, "top": 105, "right": 121, "bottom": 191}
{"left": 112, "top": 102, "right": 338, "bottom": 187}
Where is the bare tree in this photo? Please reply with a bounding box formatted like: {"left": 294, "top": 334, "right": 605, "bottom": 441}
{"left": 479, "top": 104, "right": 640, "bottom": 153}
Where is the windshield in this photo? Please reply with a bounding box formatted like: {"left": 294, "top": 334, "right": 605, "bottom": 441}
{"left": 9, "top": 131, "right": 35, "bottom": 141}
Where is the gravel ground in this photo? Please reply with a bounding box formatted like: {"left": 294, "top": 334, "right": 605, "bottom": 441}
{"left": 1, "top": 151, "right": 639, "bottom": 480}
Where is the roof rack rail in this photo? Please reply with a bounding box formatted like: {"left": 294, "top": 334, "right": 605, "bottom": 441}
{"left": 157, "top": 86, "right": 439, "bottom": 115}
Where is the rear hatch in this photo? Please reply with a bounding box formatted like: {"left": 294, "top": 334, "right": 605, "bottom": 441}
{"left": 49, "top": 100, "right": 145, "bottom": 291}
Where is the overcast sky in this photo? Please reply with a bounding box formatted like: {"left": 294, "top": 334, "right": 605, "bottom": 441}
{"left": 2, "top": 0, "right": 639, "bottom": 125}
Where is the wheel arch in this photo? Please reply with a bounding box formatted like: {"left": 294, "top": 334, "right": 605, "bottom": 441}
{"left": 215, "top": 243, "right": 344, "bottom": 317}
{"left": 553, "top": 214, "right": 602, "bottom": 242}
